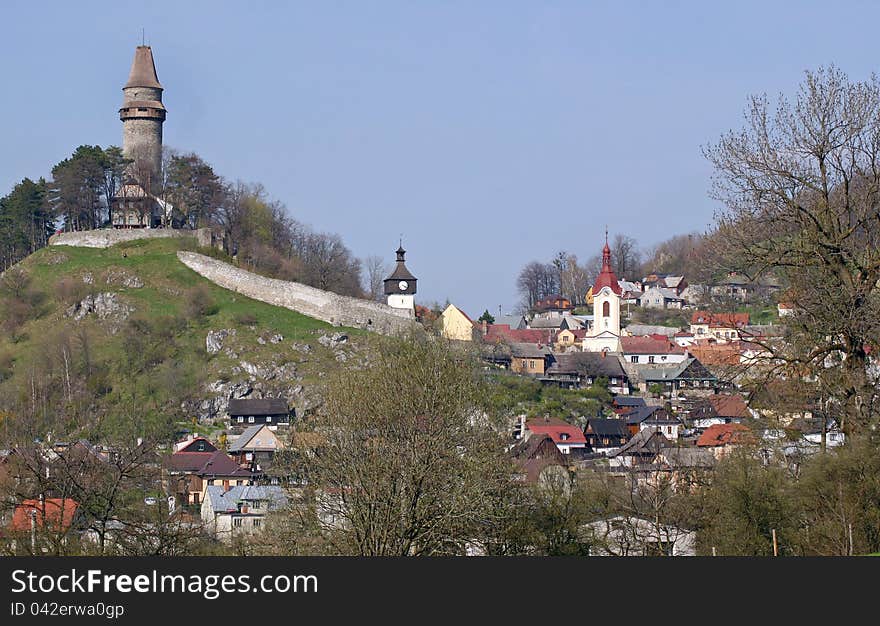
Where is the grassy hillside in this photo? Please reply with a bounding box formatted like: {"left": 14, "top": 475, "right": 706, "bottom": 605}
{"left": 0, "top": 237, "right": 366, "bottom": 442}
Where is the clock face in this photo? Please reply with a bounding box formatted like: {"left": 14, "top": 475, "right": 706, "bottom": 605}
{"left": 398, "top": 280, "right": 408, "bottom": 291}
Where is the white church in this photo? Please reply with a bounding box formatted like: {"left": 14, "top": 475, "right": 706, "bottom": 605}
{"left": 582, "top": 237, "right": 623, "bottom": 354}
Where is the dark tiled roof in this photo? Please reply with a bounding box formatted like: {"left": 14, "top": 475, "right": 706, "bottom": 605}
{"left": 624, "top": 405, "right": 665, "bottom": 425}
{"left": 546, "top": 352, "right": 626, "bottom": 379}
{"left": 613, "top": 396, "right": 647, "bottom": 408}
{"left": 227, "top": 398, "right": 289, "bottom": 417}
{"left": 586, "top": 418, "right": 629, "bottom": 437}
{"left": 167, "top": 450, "right": 253, "bottom": 477}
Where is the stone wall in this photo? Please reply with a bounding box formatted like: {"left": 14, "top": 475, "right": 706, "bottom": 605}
{"left": 177, "top": 251, "right": 417, "bottom": 336}
{"left": 49, "top": 228, "right": 207, "bottom": 248}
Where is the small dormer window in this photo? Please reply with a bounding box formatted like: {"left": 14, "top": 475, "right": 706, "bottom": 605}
{"left": 197, "top": 441, "right": 206, "bottom": 451}
{"left": 560, "top": 433, "right": 569, "bottom": 441}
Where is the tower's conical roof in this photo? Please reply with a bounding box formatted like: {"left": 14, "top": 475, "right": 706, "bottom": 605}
{"left": 124, "top": 46, "right": 162, "bottom": 89}
{"left": 593, "top": 234, "right": 622, "bottom": 295}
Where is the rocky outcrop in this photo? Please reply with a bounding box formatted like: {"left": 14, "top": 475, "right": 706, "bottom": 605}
{"left": 206, "top": 329, "right": 236, "bottom": 354}
{"left": 104, "top": 268, "right": 144, "bottom": 289}
{"left": 65, "top": 293, "right": 133, "bottom": 323}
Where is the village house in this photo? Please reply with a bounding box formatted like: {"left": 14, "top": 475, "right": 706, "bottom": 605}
{"left": 164, "top": 437, "right": 257, "bottom": 506}
{"left": 524, "top": 417, "right": 588, "bottom": 455}
{"left": 584, "top": 418, "right": 629, "bottom": 454}
{"left": 640, "top": 412, "right": 683, "bottom": 440}
{"left": 227, "top": 398, "right": 291, "bottom": 429}
{"left": 228, "top": 424, "right": 285, "bottom": 471}
{"left": 689, "top": 394, "right": 753, "bottom": 429}
{"left": 534, "top": 294, "right": 573, "bottom": 314}
{"left": 510, "top": 343, "right": 552, "bottom": 376}
{"left": 621, "top": 404, "right": 672, "bottom": 436}
{"left": 638, "top": 285, "right": 685, "bottom": 309}
{"left": 611, "top": 395, "right": 647, "bottom": 415}
{"left": 542, "top": 352, "right": 630, "bottom": 394}
{"left": 607, "top": 427, "right": 669, "bottom": 467}
{"left": 635, "top": 357, "right": 719, "bottom": 395}
{"left": 555, "top": 328, "right": 587, "bottom": 351}
{"left": 696, "top": 423, "right": 753, "bottom": 460}
{"left": 689, "top": 311, "right": 750, "bottom": 342}
{"left": 439, "top": 304, "right": 480, "bottom": 341}
{"left": 621, "top": 335, "right": 688, "bottom": 365}
{"left": 201, "top": 485, "right": 287, "bottom": 542}
{"left": 510, "top": 434, "right": 569, "bottom": 485}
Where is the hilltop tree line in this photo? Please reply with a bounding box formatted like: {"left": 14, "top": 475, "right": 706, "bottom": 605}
{"left": 0, "top": 145, "right": 365, "bottom": 297}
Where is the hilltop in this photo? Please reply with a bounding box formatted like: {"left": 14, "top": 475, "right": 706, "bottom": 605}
{"left": 0, "top": 236, "right": 370, "bottom": 441}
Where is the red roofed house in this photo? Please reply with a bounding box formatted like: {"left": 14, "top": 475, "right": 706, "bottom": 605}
{"left": 534, "top": 295, "right": 573, "bottom": 313}
{"left": 165, "top": 441, "right": 257, "bottom": 507}
{"left": 690, "top": 394, "right": 753, "bottom": 429}
{"left": 10, "top": 498, "right": 80, "bottom": 534}
{"left": 621, "top": 335, "right": 688, "bottom": 365}
{"left": 696, "top": 423, "right": 752, "bottom": 459}
{"left": 690, "top": 311, "right": 750, "bottom": 342}
{"left": 524, "top": 417, "right": 588, "bottom": 455}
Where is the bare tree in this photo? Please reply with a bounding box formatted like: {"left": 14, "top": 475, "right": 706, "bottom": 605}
{"left": 516, "top": 261, "right": 559, "bottom": 312}
{"left": 281, "top": 336, "right": 514, "bottom": 555}
{"left": 704, "top": 65, "right": 880, "bottom": 433}
{"left": 362, "top": 255, "right": 390, "bottom": 302}
{"left": 610, "top": 234, "right": 642, "bottom": 280}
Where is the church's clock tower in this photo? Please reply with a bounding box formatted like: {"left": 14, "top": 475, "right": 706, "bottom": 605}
{"left": 383, "top": 245, "right": 417, "bottom": 311}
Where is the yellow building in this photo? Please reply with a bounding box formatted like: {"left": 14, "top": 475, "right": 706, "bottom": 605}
{"left": 440, "top": 304, "right": 480, "bottom": 341}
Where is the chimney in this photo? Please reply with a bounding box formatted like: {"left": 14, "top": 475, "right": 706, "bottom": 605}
{"left": 223, "top": 479, "right": 230, "bottom": 492}
{"left": 481, "top": 320, "right": 488, "bottom": 336}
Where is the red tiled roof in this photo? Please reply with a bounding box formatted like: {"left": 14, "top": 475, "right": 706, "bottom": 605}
{"left": 593, "top": 241, "right": 622, "bottom": 295}
{"left": 687, "top": 343, "right": 741, "bottom": 365}
{"left": 167, "top": 450, "right": 253, "bottom": 477}
{"left": 620, "top": 336, "right": 686, "bottom": 355}
{"left": 707, "top": 395, "right": 750, "bottom": 419}
{"left": 10, "top": 498, "right": 79, "bottom": 532}
{"left": 690, "top": 311, "right": 750, "bottom": 328}
{"left": 696, "top": 423, "right": 750, "bottom": 447}
{"left": 525, "top": 418, "right": 587, "bottom": 445}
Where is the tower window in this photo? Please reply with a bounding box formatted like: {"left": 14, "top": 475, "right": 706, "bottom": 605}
{"left": 603, "top": 301, "right": 610, "bottom": 317}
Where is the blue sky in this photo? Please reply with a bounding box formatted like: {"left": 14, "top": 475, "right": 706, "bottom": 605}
{"left": 3, "top": 1, "right": 879, "bottom": 315}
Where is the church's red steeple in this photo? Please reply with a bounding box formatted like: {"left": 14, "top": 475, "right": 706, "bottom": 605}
{"left": 592, "top": 232, "right": 622, "bottom": 295}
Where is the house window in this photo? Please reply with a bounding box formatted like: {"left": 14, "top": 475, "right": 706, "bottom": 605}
{"left": 253, "top": 518, "right": 262, "bottom": 528}
{"left": 266, "top": 416, "right": 272, "bottom": 423}
{"left": 207, "top": 479, "right": 214, "bottom": 486}
{"left": 248, "top": 416, "right": 255, "bottom": 423}
{"left": 560, "top": 433, "right": 569, "bottom": 441}
{"left": 251, "top": 500, "right": 261, "bottom": 510}
{"left": 233, "top": 518, "right": 243, "bottom": 528}
{"left": 648, "top": 356, "right": 655, "bottom": 364}
{"left": 237, "top": 416, "right": 244, "bottom": 423}
{"left": 197, "top": 441, "right": 206, "bottom": 451}
{"left": 529, "top": 360, "right": 535, "bottom": 369}
{"left": 631, "top": 356, "right": 639, "bottom": 363}
{"left": 521, "top": 360, "right": 527, "bottom": 369}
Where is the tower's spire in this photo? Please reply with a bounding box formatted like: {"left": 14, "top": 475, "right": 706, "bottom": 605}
{"left": 125, "top": 45, "right": 162, "bottom": 89}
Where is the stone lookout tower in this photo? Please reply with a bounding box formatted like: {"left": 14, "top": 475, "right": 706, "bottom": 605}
{"left": 119, "top": 45, "right": 165, "bottom": 190}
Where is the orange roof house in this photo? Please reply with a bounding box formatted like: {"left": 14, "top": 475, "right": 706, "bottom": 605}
{"left": 10, "top": 498, "right": 79, "bottom": 533}
{"left": 696, "top": 423, "right": 752, "bottom": 448}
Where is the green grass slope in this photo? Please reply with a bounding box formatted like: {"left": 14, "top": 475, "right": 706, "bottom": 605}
{"left": 0, "top": 237, "right": 364, "bottom": 441}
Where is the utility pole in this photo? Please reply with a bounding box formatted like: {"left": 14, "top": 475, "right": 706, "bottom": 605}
{"left": 771, "top": 529, "right": 778, "bottom": 556}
